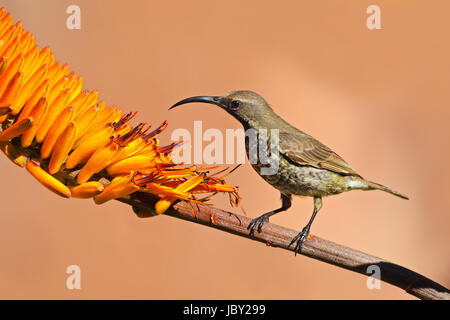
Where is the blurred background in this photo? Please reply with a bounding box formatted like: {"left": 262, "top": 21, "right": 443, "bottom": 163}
{"left": 0, "top": 0, "right": 448, "bottom": 299}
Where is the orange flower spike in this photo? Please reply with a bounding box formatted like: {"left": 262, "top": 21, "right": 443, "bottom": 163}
{"left": 35, "top": 88, "right": 71, "bottom": 142}
{"left": 48, "top": 121, "right": 77, "bottom": 174}
{"left": 25, "top": 160, "right": 71, "bottom": 198}
{"left": 21, "top": 97, "right": 48, "bottom": 148}
{"left": 41, "top": 106, "right": 74, "bottom": 159}
{"left": 154, "top": 175, "right": 204, "bottom": 214}
{"left": 11, "top": 63, "right": 48, "bottom": 114}
{"left": 0, "top": 71, "right": 22, "bottom": 104}
{"left": 0, "top": 117, "right": 33, "bottom": 141}
{"left": 0, "top": 52, "right": 23, "bottom": 97}
{"left": 0, "top": 141, "right": 26, "bottom": 167}
{"left": 16, "top": 78, "right": 49, "bottom": 122}
{"left": 77, "top": 140, "right": 120, "bottom": 184}
{"left": 65, "top": 124, "right": 114, "bottom": 169}
{"left": 93, "top": 173, "right": 139, "bottom": 205}
{"left": 69, "top": 181, "right": 104, "bottom": 199}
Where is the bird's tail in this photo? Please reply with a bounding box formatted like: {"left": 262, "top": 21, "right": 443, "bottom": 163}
{"left": 367, "top": 180, "right": 409, "bottom": 200}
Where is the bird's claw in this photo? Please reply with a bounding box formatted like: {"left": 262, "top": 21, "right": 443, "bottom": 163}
{"left": 247, "top": 215, "right": 269, "bottom": 236}
{"left": 289, "top": 226, "right": 310, "bottom": 255}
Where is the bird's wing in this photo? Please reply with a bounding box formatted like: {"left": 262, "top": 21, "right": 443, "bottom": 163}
{"left": 278, "top": 131, "right": 361, "bottom": 177}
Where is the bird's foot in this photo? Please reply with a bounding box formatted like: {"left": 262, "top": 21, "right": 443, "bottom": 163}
{"left": 289, "top": 226, "right": 310, "bottom": 255}
{"left": 247, "top": 215, "right": 270, "bottom": 236}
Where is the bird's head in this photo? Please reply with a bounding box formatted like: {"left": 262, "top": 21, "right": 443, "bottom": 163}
{"left": 169, "top": 90, "right": 274, "bottom": 127}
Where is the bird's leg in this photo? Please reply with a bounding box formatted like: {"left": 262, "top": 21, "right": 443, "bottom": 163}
{"left": 247, "top": 193, "right": 292, "bottom": 236}
{"left": 289, "top": 196, "right": 323, "bottom": 255}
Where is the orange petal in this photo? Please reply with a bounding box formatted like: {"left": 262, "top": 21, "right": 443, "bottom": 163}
{"left": 0, "top": 71, "right": 22, "bottom": 103}
{"left": 75, "top": 106, "right": 120, "bottom": 145}
{"left": 67, "top": 90, "right": 88, "bottom": 114}
{"left": 93, "top": 174, "right": 139, "bottom": 204}
{"left": 21, "top": 97, "right": 48, "bottom": 148}
{"left": 35, "top": 88, "right": 70, "bottom": 142}
{"left": 46, "top": 61, "right": 61, "bottom": 80}
{"left": 0, "top": 117, "right": 33, "bottom": 141}
{"left": 0, "top": 13, "right": 12, "bottom": 37}
{"left": 0, "top": 52, "right": 23, "bottom": 98}
{"left": 153, "top": 175, "right": 204, "bottom": 214}
{"left": 65, "top": 124, "right": 114, "bottom": 169}
{"left": 16, "top": 78, "right": 49, "bottom": 122}
{"left": 142, "top": 183, "right": 191, "bottom": 200}
{"left": 49, "top": 62, "right": 69, "bottom": 87}
{"left": 69, "top": 181, "right": 104, "bottom": 199}
{"left": 0, "top": 34, "right": 18, "bottom": 60}
{"left": 46, "top": 75, "right": 69, "bottom": 106}
{"left": 40, "top": 105, "right": 74, "bottom": 159}
{"left": 26, "top": 46, "right": 50, "bottom": 79}
{"left": 68, "top": 75, "right": 83, "bottom": 101}
{"left": 21, "top": 45, "right": 40, "bottom": 79}
{"left": 48, "top": 121, "right": 77, "bottom": 174}
{"left": 106, "top": 154, "right": 157, "bottom": 176}
{"left": 25, "top": 160, "right": 71, "bottom": 198}
{"left": 73, "top": 104, "right": 100, "bottom": 140}
{"left": 77, "top": 141, "right": 119, "bottom": 184}
{"left": 73, "top": 90, "right": 98, "bottom": 118}
{"left": 11, "top": 63, "right": 48, "bottom": 114}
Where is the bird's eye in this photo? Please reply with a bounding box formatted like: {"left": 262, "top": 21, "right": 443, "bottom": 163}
{"left": 230, "top": 100, "right": 241, "bottom": 110}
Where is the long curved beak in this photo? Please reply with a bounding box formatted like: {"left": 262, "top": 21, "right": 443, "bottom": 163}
{"left": 169, "top": 96, "right": 222, "bottom": 110}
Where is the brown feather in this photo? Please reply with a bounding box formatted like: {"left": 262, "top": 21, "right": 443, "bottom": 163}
{"left": 279, "top": 131, "right": 361, "bottom": 177}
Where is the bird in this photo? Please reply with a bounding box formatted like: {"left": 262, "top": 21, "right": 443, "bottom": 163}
{"left": 169, "top": 90, "right": 408, "bottom": 254}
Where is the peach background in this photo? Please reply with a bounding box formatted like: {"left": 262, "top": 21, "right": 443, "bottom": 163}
{"left": 0, "top": 0, "right": 449, "bottom": 299}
